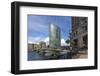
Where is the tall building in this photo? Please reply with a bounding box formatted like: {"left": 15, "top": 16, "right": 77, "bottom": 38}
{"left": 70, "top": 17, "right": 88, "bottom": 49}
{"left": 49, "top": 24, "right": 61, "bottom": 49}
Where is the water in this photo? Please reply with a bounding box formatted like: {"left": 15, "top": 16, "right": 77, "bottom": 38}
{"left": 28, "top": 50, "right": 72, "bottom": 61}
{"left": 28, "top": 51, "right": 45, "bottom": 61}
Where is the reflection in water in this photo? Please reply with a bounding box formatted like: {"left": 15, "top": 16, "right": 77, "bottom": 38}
{"left": 28, "top": 51, "right": 45, "bottom": 61}
{"left": 28, "top": 50, "right": 72, "bottom": 61}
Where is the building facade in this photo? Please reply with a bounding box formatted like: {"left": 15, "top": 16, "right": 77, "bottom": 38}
{"left": 28, "top": 44, "right": 33, "bottom": 51}
{"left": 70, "top": 17, "right": 88, "bottom": 50}
{"left": 28, "top": 43, "right": 40, "bottom": 51}
{"left": 39, "top": 41, "right": 46, "bottom": 48}
{"left": 49, "top": 24, "right": 61, "bottom": 49}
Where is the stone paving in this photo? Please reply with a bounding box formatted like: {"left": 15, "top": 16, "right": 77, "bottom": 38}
{"left": 72, "top": 49, "right": 88, "bottom": 59}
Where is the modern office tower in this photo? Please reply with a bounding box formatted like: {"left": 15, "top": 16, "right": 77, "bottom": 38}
{"left": 70, "top": 17, "right": 88, "bottom": 49}
{"left": 49, "top": 24, "right": 61, "bottom": 49}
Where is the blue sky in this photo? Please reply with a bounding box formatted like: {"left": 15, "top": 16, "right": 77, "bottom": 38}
{"left": 28, "top": 15, "right": 71, "bottom": 46}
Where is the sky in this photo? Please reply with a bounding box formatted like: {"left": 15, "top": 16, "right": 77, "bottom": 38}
{"left": 28, "top": 15, "right": 72, "bottom": 46}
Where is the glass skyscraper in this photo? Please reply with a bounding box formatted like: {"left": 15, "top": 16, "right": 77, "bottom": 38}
{"left": 49, "top": 24, "right": 61, "bottom": 49}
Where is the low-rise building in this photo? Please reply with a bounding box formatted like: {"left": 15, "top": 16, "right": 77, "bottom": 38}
{"left": 28, "top": 43, "right": 41, "bottom": 51}
{"left": 39, "top": 41, "right": 46, "bottom": 49}
{"left": 28, "top": 44, "right": 34, "bottom": 51}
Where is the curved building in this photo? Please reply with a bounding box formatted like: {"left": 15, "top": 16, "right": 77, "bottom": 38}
{"left": 49, "top": 24, "right": 61, "bottom": 49}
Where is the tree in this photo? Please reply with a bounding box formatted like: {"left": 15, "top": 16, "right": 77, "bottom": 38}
{"left": 65, "top": 39, "right": 70, "bottom": 44}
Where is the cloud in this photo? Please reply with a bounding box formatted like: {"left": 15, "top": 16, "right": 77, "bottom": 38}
{"left": 61, "top": 39, "right": 70, "bottom": 46}
{"left": 29, "top": 20, "right": 48, "bottom": 33}
{"left": 28, "top": 36, "right": 43, "bottom": 44}
{"left": 28, "top": 21, "right": 49, "bottom": 37}
{"left": 29, "top": 22, "right": 47, "bottom": 31}
{"left": 28, "top": 36, "right": 49, "bottom": 45}
{"left": 44, "top": 37, "right": 49, "bottom": 45}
